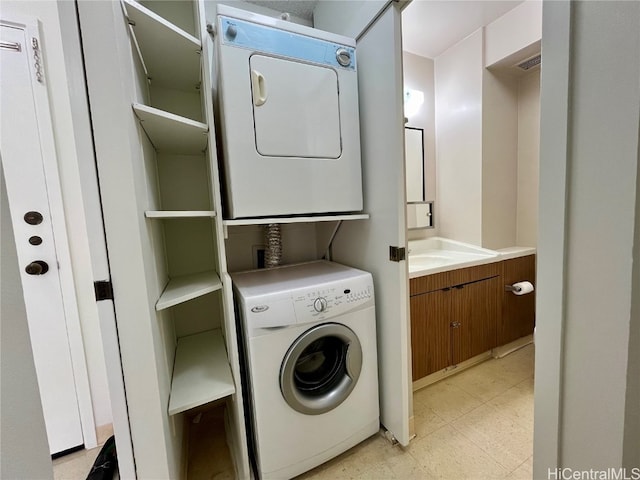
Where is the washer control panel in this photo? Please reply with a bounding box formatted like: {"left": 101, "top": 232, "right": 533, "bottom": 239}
{"left": 293, "top": 276, "right": 374, "bottom": 324}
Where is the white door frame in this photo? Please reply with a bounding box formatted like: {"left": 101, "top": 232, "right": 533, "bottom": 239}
{"left": 533, "top": 1, "right": 570, "bottom": 475}
{"left": 0, "top": 14, "right": 97, "bottom": 450}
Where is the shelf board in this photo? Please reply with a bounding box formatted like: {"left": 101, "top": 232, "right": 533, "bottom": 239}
{"left": 133, "top": 104, "right": 208, "bottom": 154}
{"left": 122, "top": 0, "right": 201, "bottom": 91}
{"left": 168, "top": 329, "right": 235, "bottom": 416}
{"left": 145, "top": 210, "right": 216, "bottom": 219}
{"left": 223, "top": 213, "right": 370, "bottom": 226}
{"left": 156, "top": 271, "right": 222, "bottom": 311}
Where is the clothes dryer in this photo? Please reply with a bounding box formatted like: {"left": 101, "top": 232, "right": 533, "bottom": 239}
{"left": 212, "top": 5, "right": 363, "bottom": 218}
{"left": 232, "top": 261, "right": 379, "bottom": 479}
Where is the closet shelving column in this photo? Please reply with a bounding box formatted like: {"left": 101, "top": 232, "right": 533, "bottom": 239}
{"left": 122, "top": 0, "right": 236, "bottom": 418}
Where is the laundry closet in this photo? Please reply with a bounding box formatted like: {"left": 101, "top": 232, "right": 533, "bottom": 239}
{"left": 78, "top": 0, "right": 410, "bottom": 478}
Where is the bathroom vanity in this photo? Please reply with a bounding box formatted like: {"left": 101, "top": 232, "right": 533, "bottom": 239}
{"left": 408, "top": 238, "right": 535, "bottom": 386}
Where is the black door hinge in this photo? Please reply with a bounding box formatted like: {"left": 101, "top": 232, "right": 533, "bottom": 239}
{"left": 389, "top": 246, "right": 406, "bottom": 262}
{"left": 94, "top": 280, "right": 114, "bottom": 301}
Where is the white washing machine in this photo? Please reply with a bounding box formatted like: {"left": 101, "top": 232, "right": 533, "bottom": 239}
{"left": 212, "top": 5, "right": 363, "bottom": 218}
{"left": 232, "top": 261, "right": 379, "bottom": 479}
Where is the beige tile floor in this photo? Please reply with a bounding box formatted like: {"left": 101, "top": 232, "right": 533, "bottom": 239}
{"left": 53, "top": 344, "right": 534, "bottom": 480}
{"left": 298, "top": 344, "right": 534, "bottom": 480}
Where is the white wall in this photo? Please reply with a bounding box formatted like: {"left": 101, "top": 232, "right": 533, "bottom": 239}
{"left": 484, "top": 0, "right": 542, "bottom": 68}
{"left": 1, "top": 169, "right": 53, "bottom": 479}
{"left": 314, "top": 0, "right": 388, "bottom": 39}
{"left": 481, "top": 69, "right": 518, "bottom": 249}
{"left": 516, "top": 70, "right": 540, "bottom": 247}
{"left": 434, "top": 30, "right": 484, "bottom": 245}
{"left": 434, "top": 3, "right": 541, "bottom": 249}
{"left": 225, "top": 224, "right": 320, "bottom": 272}
{"left": 2, "top": 0, "right": 111, "bottom": 432}
{"left": 204, "top": 0, "right": 312, "bottom": 26}
{"left": 535, "top": 0, "right": 640, "bottom": 474}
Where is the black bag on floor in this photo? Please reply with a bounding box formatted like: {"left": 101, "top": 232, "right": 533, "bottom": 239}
{"left": 86, "top": 435, "right": 117, "bottom": 480}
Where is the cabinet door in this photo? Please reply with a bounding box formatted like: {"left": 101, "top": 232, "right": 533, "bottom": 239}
{"left": 410, "top": 289, "right": 451, "bottom": 380}
{"left": 452, "top": 277, "right": 500, "bottom": 365}
{"left": 500, "top": 255, "right": 536, "bottom": 345}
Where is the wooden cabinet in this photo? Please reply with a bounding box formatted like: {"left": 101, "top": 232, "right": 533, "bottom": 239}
{"left": 410, "top": 263, "right": 501, "bottom": 381}
{"left": 499, "top": 255, "right": 536, "bottom": 345}
{"left": 451, "top": 276, "right": 500, "bottom": 364}
{"left": 410, "top": 256, "right": 537, "bottom": 382}
{"left": 411, "top": 289, "right": 450, "bottom": 380}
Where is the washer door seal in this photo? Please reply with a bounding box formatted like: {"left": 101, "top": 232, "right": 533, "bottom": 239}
{"left": 280, "top": 323, "right": 363, "bottom": 415}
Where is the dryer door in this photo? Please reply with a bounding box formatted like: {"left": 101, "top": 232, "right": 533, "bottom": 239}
{"left": 249, "top": 54, "right": 342, "bottom": 159}
{"left": 280, "top": 323, "right": 362, "bottom": 415}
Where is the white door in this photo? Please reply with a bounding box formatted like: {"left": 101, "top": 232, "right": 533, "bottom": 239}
{"left": 0, "top": 23, "right": 84, "bottom": 455}
{"left": 328, "top": 4, "right": 412, "bottom": 446}
{"left": 250, "top": 55, "right": 342, "bottom": 158}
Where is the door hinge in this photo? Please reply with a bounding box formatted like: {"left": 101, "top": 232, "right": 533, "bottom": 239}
{"left": 94, "top": 281, "right": 114, "bottom": 301}
{"left": 389, "top": 246, "right": 406, "bottom": 262}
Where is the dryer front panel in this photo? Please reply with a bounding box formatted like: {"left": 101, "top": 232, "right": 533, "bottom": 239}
{"left": 250, "top": 55, "right": 341, "bottom": 159}
{"left": 214, "top": 13, "right": 363, "bottom": 218}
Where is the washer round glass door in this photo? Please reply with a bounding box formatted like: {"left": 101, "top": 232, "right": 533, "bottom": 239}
{"left": 280, "top": 323, "right": 363, "bottom": 415}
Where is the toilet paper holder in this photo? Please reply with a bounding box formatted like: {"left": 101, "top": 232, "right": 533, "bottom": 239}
{"left": 505, "top": 281, "right": 534, "bottom": 295}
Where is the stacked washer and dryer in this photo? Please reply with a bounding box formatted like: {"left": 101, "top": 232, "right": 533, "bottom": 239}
{"left": 211, "top": 5, "right": 378, "bottom": 478}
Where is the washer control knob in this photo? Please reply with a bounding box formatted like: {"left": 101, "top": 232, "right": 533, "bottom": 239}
{"left": 336, "top": 48, "right": 351, "bottom": 67}
{"left": 225, "top": 24, "right": 237, "bottom": 40}
{"left": 313, "top": 297, "right": 327, "bottom": 312}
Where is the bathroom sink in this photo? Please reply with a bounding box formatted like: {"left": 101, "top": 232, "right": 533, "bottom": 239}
{"left": 408, "top": 237, "right": 499, "bottom": 277}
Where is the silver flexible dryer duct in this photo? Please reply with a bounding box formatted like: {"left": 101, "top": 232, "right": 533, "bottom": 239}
{"left": 265, "top": 223, "right": 282, "bottom": 268}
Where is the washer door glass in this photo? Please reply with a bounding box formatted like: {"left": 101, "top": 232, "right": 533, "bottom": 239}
{"left": 280, "top": 323, "right": 362, "bottom": 415}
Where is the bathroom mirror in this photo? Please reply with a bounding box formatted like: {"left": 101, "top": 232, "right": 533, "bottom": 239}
{"left": 405, "top": 127, "right": 425, "bottom": 202}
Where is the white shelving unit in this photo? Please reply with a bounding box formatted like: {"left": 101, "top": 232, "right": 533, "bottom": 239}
{"left": 133, "top": 104, "right": 208, "bottom": 154}
{"left": 122, "top": 0, "right": 201, "bottom": 90}
{"left": 83, "top": 0, "right": 251, "bottom": 477}
{"left": 123, "top": 0, "right": 239, "bottom": 436}
{"left": 156, "top": 271, "right": 222, "bottom": 311}
{"left": 168, "top": 330, "right": 235, "bottom": 416}
{"left": 223, "top": 213, "right": 370, "bottom": 226}
{"left": 145, "top": 210, "right": 216, "bottom": 219}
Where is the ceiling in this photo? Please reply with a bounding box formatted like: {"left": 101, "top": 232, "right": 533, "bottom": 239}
{"left": 242, "top": 0, "right": 524, "bottom": 60}
{"left": 401, "top": 1, "right": 524, "bottom": 59}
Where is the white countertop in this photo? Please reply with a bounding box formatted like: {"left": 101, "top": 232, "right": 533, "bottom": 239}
{"left": 408, "top": 238, "right": 536, "bottom": 279}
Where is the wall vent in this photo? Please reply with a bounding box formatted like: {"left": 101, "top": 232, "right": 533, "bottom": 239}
{"left": 516, "top": 54, "right": 541, "bottom": 71}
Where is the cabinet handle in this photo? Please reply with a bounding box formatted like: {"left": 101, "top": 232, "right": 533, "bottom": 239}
{"left": 450, "top": 321, "right": 461, "bottom": 328}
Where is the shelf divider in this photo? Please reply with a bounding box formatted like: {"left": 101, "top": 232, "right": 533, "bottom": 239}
{"left": 122, "top": 0, "right": 201, "bottom": 91}
{"left": 223, "top": 213, "right": 370, "bottom": 227}
{"left": 145, "top": 210, "right": 216, "bottom": 219}
{"left": 133, "top": 104, "right": 208, "bottom": 154}
{"left": 156, "top": 271, "right": 222, "bottom": 311}
{"left": 168, "top": 329, "right": 235, "bottom": 416}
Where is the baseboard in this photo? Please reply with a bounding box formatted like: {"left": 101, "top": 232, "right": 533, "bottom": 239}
{"left": 492, "top": 334, "right": 534, "bottom": 359}
{"left": 413, "top": 351, "right": 493, "bottom": 392}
